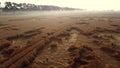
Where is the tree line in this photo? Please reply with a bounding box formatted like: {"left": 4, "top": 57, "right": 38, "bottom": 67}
{"left": 0, "top": 2, "right": 77, "bottom": 11}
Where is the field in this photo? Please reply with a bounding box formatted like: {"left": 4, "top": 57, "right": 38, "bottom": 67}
{"left": 0, "top": 11, "right": 120, "bottom": 68}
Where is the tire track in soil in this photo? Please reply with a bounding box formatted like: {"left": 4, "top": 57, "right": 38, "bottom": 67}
{"left": 63, "top": 26, "right": 120, "bottom": 68}
{"left": 0, "top": 23, "right": 73, "bottom": 68}
{"left": 29, "top": 29, "right": 79, "bottom": 68}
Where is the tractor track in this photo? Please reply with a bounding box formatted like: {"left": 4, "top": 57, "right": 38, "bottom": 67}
{"left": 0, "top": 23, "right": 72, "bottom": 68}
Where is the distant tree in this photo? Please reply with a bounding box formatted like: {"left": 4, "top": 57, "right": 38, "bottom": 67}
{"left": 5, "top": 2, "right": 12, "bottom": 9}
{"left": 2, "top": 1, "right": 76, "bottom": 12}
{"left": 12, "top": 2, "right": 18, "bottom": 8}
{"left": 22, "top": 3, "right": 27, "bottom": 10}
{"left": 2, "top": 2, "right": 12, "bottom": 11}
{"left": 2, "top": 2, "right": 19, "bottom": 13}
{"left": 0, "top": 2, "right": 1, "bottom": 8}
{"left": 12, "top": 2, "right": 18, "bottom": 10}
{"left": 17, "top": 3, "right": 23, "bottom": 9}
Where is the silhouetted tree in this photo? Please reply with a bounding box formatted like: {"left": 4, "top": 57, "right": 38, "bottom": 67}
{"left": 12, "top": 2, "right": 18, "bottom": 10}
{"left": 2, "top": 2, "right": 18, "bottom": 11}
{"left": 16, "top": 3, "right": 23, "bottom": 10}
{"left": 0, "top": 2, "right": 1, "bottom": 8}
{"left": 2, "top": 2, "right": 77, "bottom": 12}
{"left": 4, "top": 2, "right": 12, "bottom": 10}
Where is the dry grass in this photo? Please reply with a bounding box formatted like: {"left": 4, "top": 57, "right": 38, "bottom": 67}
{"left": 100, "top": 42, "right": 120, "bottom": 61}
{"left": 67, "top": 45, "right": 105, "bottom": 68}
{"left": 0, "top": 39, "right": 11, "bottom": 50}
{"left": 67, "top": 45, "right": 78, "bottom": 52}
{"left": 0, "top": 54, "right": 5, "bottom": 62}
{"left": 50, "top": 41, "right": 58, "bottom": 48}
{"left": 91, "top": 33, "right": 114, "bottom": 40}
{"left": 2, "top": 46, "right": 21, "bottom": 57}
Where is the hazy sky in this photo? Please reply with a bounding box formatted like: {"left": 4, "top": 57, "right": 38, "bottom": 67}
{"left": 0, "top": 0, "right": 120, "bottom": 10}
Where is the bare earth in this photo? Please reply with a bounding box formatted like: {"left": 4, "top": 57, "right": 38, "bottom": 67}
{"left": 0, "top": 11, "right": 120, "bottom": 68}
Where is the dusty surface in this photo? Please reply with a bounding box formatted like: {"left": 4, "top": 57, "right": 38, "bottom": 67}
{"left": 0, "top": 11, "right": 120, "bottom": 68}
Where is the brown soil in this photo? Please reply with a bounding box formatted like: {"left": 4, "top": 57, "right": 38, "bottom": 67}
{"left": 0, "top": 11, "right": 120, "bottom": 68}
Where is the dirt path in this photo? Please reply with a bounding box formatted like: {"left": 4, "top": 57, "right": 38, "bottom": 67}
{"left": 30, "top": 30, "right": 79, "bottom": 68}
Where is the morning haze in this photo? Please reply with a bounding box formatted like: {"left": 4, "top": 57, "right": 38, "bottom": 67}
{"left": 0, "top": 0, "right": 120, "bottom": 68}
{"left": 0, "top": 0, "right": 120, "bottom": 10}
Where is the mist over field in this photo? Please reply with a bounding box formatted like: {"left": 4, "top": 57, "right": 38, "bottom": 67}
{"left": 0, "top": 0, "right": 120, "bottom": 68}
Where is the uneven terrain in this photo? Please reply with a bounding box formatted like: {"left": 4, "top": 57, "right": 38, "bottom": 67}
{"left": 0, "top": 11, "right": 120, "bottom": 68}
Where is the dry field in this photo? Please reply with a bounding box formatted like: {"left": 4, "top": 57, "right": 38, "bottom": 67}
{"left": 0, "top": 11, "right": 120, "bottom": 68}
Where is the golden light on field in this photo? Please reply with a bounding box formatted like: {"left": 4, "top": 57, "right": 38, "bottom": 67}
{"left": 0, "top": 0, "right": 120, "bottom": 10}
